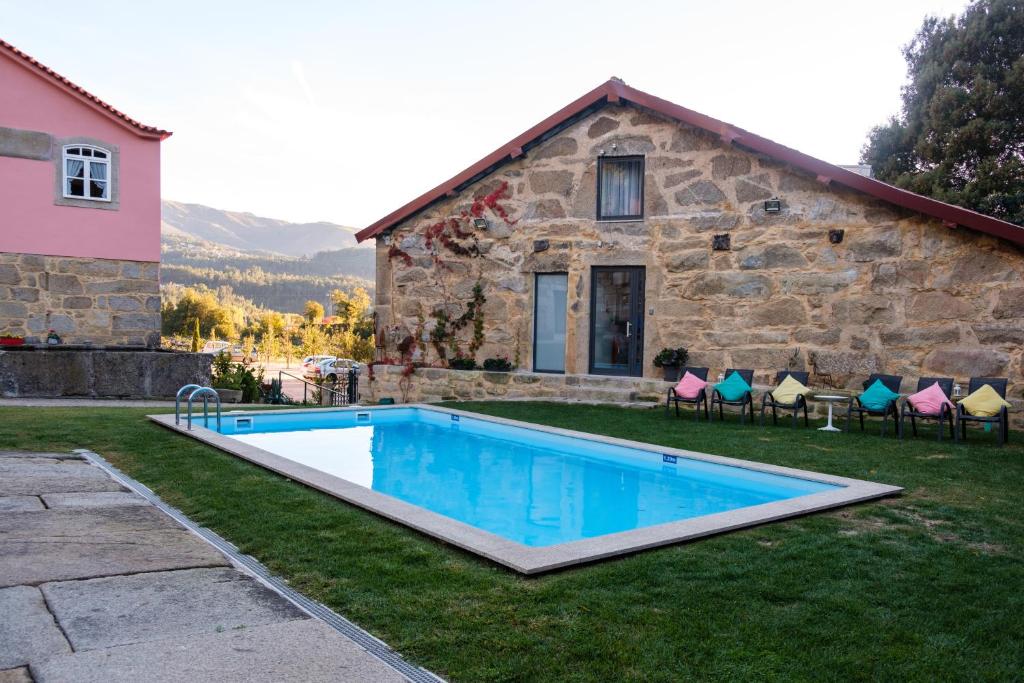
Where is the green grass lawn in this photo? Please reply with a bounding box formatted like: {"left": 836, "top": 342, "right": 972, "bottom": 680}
{"left": 1, "top": 402, "right": 1022, "bottom": 681}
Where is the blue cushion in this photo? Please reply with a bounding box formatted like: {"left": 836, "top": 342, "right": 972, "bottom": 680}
{"left": 715, "top": 372, "right": 751, "bottom": 402}
{"left": 859, "top": 379, "right": 900, "bottom": 411}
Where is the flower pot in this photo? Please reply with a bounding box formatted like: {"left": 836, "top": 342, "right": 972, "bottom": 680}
{"left": 662, "top": 365, "right": 682, "bottom": 383}
{"left": 214, "top": 388, "right": 243, "bottom": 404}
{"left": 0, "top": 337, "right": 25, "bottom": 347}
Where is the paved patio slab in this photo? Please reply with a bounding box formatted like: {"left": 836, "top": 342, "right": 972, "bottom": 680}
{"left": 31, "top": 619, "right": 408, "bottom": 683}
{"left": 0, "top": 461, "right": 124, "bottom": 496}
{"left": 41, "top": 567, "right": 308, "bottom": 651}
{"left": 0, "top": 586, "right": 71, "bottom": 669}
{"left": 41, "top": 491, "right": 149, "bottom": 509}
{"left": 0, "top": 668, "right": 32, "bottom": 683}
{"left": 0, "top": 506, "right": 228, "bottom": 587}
{"left": 0, "top": 451, "right": 83, "bottom": 460}
{"left": 0, "top": 496, "right": 44, "bottom": 512}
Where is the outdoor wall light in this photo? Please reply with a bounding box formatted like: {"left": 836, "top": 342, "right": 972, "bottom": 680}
{"left": 712, "top": 234, "right": 731, "bottom": 251}
{"left": 764, "top": 197, "right": 782, "bottom": 213}
{"left": 473, "top": 217, "right": 488, "bottom": 230}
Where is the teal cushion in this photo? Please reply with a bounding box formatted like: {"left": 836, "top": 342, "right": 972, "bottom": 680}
{"left": 859, "top": 379, "right": 900, "bottom": 411}
{"left": 715, "top": 372, "right": 751, "bottom": 402}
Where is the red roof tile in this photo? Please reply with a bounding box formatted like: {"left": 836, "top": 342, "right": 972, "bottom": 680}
{"left": 356, "top": 79, "right": 1023, "bottom": 246}
{"left": 1, "top": 38, "right": 171, "bottom": 140}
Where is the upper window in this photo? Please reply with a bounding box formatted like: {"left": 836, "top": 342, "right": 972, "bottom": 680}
{"left": 597, "top": 156, "right": 644, "bottom": 221}
{"left": 63, "top": 145, "right": 110, "bottom": 201}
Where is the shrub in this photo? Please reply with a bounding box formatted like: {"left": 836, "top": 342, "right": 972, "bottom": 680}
{"left": 482, "top": 357, "right": 513, "bottom": 372}
{"left": 449, "top": 357, "right": 478, "bottom": 371}
{"left": 653, "top": 347, "right": 689, "bottom": 368}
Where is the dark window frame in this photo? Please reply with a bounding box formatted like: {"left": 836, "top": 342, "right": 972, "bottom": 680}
{"left": 596, "top": 155, "right": 645, "bottom": 221}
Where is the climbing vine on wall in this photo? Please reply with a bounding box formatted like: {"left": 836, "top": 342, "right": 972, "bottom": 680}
{"left": 429, "top": 282, "right": 486, "bottom": 361}
{"left": 387, "top": 180, "right": 517, "bottom": 265}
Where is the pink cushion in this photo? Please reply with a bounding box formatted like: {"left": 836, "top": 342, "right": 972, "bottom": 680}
{"left": 674, "top": 371, "right": 708, "bottom": 399}
{"left": 907, "top": 381, "right": 954, "bottom": 416}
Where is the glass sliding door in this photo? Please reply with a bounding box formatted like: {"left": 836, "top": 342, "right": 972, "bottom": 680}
{"left": 533, "top": 273, "right": 568, "bottom": 373}
{"left": 589, "top": 267, "right": 645, "bottom": 377}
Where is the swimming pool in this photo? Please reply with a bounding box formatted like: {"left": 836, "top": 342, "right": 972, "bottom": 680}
{"left": 153, "top": 405, "right": 901, "bottom": 573}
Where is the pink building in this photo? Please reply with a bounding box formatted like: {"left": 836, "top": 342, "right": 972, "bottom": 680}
{"left": 0, "top": 39, "right": 170, "bottom": 346}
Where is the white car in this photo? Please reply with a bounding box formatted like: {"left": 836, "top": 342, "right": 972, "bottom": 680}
{"left": 201, "top": 340, "right": 231, "bottom": 355}
{"left": 315, "top": 357, "right": 362, "bottom": 382}
{"left": 301, "top": 355, "right": 335, "bottom": 378}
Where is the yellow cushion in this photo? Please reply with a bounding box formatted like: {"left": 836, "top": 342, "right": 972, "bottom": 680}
{"left": 960, "top": 384, "right": 1011, "bottom": 417}
{"left": 771, "top": 374, "right": 810, "bottom": 405}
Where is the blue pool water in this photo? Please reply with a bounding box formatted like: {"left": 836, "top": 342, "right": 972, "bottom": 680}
{"left": 221, "top": 408, "right": 839, "bottom": 547}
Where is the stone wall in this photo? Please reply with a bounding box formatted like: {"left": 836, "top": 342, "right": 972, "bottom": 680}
{"left": 0, "top": 253, "right": 160, "bottom": 347}
{"left": 374, "top": 104, "right": 1024, "bottom": 421}
{"left": 0, "top": 348, "right": 211, "bottom": 398}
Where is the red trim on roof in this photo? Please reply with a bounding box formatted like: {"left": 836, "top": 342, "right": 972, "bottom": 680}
{"left": 356, "top": 79, "right": 1024, "bottom": 246}
{"left": 0, "top": 39, "right": 171, "bottom": 140}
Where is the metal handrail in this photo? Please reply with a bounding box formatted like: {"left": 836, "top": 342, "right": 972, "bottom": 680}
{"left": 186, "top": 387, "right": 221, "bottom": 432}
{"left": 278, "top": 370, "right": 353, "bottom": 406}
{"left": 175, "top": 384, "right": 203, "bottom": 425}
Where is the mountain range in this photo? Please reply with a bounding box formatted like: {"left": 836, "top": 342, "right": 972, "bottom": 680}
{"left": 160, "top": 200, "right": 375, "bottom": 315}
{"left": 162, "top": 200, "right": 366, "bottom": 257}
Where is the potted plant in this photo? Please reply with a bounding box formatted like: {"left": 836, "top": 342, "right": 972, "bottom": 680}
{"left": 482, "top": 356, "right": 513, "bottom": 372}
{"left": 211, "top": 351, "right": 244, "bottom": 403}
{"left": 653, "top": 347, "right": 689, "bottom": 382}
{"left": 46, "top": 330, "right": 62, "bottom": 345}
{"left": 448, "top": 354, "right": 477, "bottom": 371}
{"left": 0, "top": 334, "right": 25, "bottom": 347}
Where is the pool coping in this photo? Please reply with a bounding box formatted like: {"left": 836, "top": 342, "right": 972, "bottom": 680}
{"left": 148, "top": 404, "right": 903, "bottom": 575}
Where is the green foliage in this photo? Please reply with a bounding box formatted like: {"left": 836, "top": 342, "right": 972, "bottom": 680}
{"left": 1, "top": 405, "right": 1021, "bottom": 681}
{"left": 210, "top": 351, "right": 262, "bottom": 402}
{"left": 429, "top": 282, "right": 486, "bottom": 364}
{"left": 330, "top": 287, "right": 372, "bottom": 335}
{"left": 482, "top": 356, "right": 512, "bottom": 371}
{"left": 161, "top": 263, "right": 372, "bottom": 315}
{"left": 303, "top": 300, "right": 325, "bottom": 325}
{"left": 190, "top": 318, "right": 201, "bottom": 352}
{"left": 162, "top": 287, "right": 238, "bottom": 340}
{"left": 861, "top": 0, "right": 1024, "bottom": 225}
{"left": 653, "top": 347, "right": 689, "bottom": 368}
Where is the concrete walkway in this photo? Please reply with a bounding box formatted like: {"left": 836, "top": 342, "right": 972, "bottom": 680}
{"left": 0, "top": 450, "right": 416, "bottom": 682}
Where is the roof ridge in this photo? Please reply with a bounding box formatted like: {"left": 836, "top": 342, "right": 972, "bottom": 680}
{"left": 355, "top": 79, "right": 1023, "bottom": 246}
{"left": 0, "top": 38, "right": 171, "bottom": 140}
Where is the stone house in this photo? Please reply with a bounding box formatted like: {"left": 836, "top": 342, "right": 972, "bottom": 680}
{"left": 0, "top": 39, "right": 169, "bottom": 347}
{"left": 358, "top": 78, "right": 1023, "bottom": 414}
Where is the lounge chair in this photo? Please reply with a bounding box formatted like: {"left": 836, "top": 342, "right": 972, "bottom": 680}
{"left": 898, "top": 377, "right": 954, "bottom": 441}
{"left": 759, "top": 370, "right": 810, "bottom": 428}
{"left": 956, "top": 377, "right": 1010, "bottom": 446}
{"left": 844, "top": 373, "right": 903, "bottom": 437}
{"left": 665, "top": 366, "right": 710, "bottom": 420}
{"left": 711, "top": 369, "right": 755, "bottom": 425}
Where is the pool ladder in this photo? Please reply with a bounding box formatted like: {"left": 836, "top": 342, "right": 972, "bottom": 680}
{"left": 175, "top": 384, "right": 222, "bottom": 432}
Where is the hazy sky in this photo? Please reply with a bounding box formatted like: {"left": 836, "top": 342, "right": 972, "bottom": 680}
{"left": 2, "top": 0, "right": 969, "bottom": 229}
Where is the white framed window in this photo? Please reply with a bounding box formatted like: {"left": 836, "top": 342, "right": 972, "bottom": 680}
{"left": 63, "top": 144, "right": 111, "bottom": 201}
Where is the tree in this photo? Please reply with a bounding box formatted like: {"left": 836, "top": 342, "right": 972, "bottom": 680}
{"left": 303, "top": 300, "right": 325, "bottom": 325}
{"left": 161, "top": 287, "right": 238, "bottom": 340}
{"left": 861, "top": 0, "right": 1024, "bottom": 225}
{"left": 190, "top": 318, "right": 202, "bottom": 352}
{"left": 330, "top": 287, "right": 371, "bottom": 332}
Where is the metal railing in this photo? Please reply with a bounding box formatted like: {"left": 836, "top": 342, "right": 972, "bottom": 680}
{"left": 278, "top": 368, "right": 358, "bottom": 406}
{"left": 175, "top": 384, "right": 222, "bottom": 432}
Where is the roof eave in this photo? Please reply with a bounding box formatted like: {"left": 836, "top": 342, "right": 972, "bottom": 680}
{"left": 357, "top": 79, "right": 1024, "bottom": 247}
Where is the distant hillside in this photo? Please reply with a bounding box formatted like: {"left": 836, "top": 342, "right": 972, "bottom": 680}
{"left": 160, "top": 201, "right": 375, "bottom": 315}
{"left": 162, "top": 200, "right": 365, "bottom": 257}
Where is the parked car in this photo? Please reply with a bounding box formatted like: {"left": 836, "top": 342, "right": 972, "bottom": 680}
{"left": 315, "top": 357, "right": 362, "bottom": 383}
{"left": 201, "top": 340, "right": 231, "bottom": 355}
{"left": 301, "top": 355, "right": 335, "bottom": 378}
{"left": 229, "top": 346, "right": 258, "bottom": 364}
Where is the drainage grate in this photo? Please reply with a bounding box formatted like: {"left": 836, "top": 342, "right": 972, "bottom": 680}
{"left": 76, "top": 449, "right": 444, "bottom": 683}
